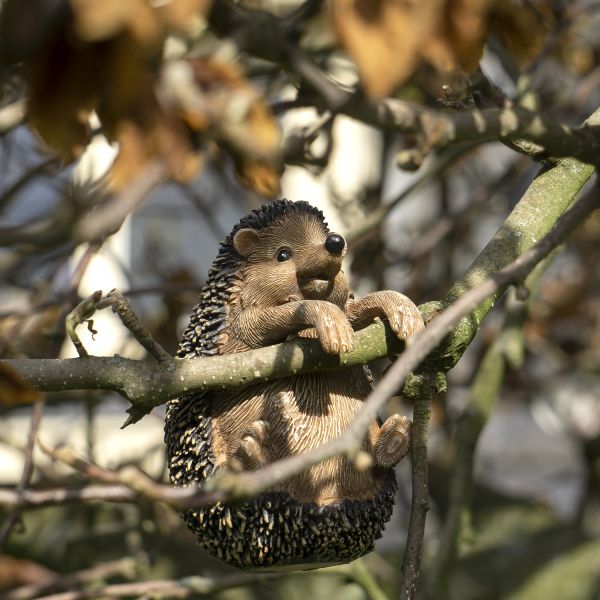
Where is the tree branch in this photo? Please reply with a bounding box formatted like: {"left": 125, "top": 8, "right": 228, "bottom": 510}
{"left": 4, "top": 557, "right": 142, "bottom": 600}
{"left": 0, "top": 399, "right": 44, "bottom": 548}
{"left": 15, "top": 562, "right": 380, "bottom": 600}
{"left": 399, "top": 374, "right": 437, "bottom": 600}
{"left": 424, "top": 257, "right": 552, "bottom": 599}
{"left": 344, "top": 97, "right": 600, "bottom": 164}
{"left": 2, "top": 319, "right": 407, "bottom": 424}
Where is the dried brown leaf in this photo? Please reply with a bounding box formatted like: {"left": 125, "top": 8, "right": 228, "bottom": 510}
{"left": 179, "top": 58, "right": 282, "bottom": 196}
{"left": 235, "top": 161, "right": 281, "bottom": 198}
{"left": 331, "top": 0, "right": 442, "bottom": 98}
{"left": 331, "top": 0, "right": 552, "bottom": 97}
{"left": 69, "top": 0, "right": 161, "bottom": 46}
{"left": 109, "top": 115, "right": 201, "bottom": 189}
{"left": 159, "top": 0, "right": 213, "bottom": 32}
{"left": 428, "top": 0, "right": 490, "bottom": 73}
{"left": 22, "top": 1, "right": 280, "bottom": 194}
{"left": 69, "top": 0, "right": 213, "bottom": 45}
{"left": 492, "top": 0, "right": 555, "bottom": 66}
{"left": 24, "top": 0, "right": 212, "bottom": 180}
{"left": 0, "top": 556, "right": 56, "bottom": 589}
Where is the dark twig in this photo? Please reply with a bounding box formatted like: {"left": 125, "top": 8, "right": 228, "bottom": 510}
{"left": 74, "top": 161, "right": 168, "bottom": 242}
{"left": 65, "top": 292, "right": 103, "bottom": 358}
{"left": 97, "top": 289, "right": 172, "bottom": 363}
{"left": 399, "top": 375, "right": 438, "bottom": 600}
{"left": 0, "top": 398, "right": 44, "bottom": 549}
{"left": 65, "top": 289, "right": 171, "bottom": 363}
{"left": 22, "top": 564, "right": 368, "bottom": 600}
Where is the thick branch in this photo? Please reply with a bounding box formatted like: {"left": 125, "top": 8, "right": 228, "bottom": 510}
{"left": 2, "top": 319, "right": 405, "bottom": 422}
{"left": 414, "top": 105, "right": 600, "bottom": 376}
{"left": 345, "top": 97, "right": 600, "bottom": 164}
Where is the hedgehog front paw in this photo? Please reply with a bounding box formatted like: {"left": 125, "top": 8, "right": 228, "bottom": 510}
{"left": 380, "top": 291, "right": 425, "bottom": 340}
{"left": 232, "top": 420, "right": 273, "bottom": 470}
{"left": 314, "top": 304, "right": 355, "bottom": 354}
{"left": 373, "top": 414, "right": 411, "bottom": 468}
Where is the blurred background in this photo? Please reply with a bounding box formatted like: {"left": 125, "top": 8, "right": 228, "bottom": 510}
{"left": 1, "top": 1, "right": 600, "bottom": 598}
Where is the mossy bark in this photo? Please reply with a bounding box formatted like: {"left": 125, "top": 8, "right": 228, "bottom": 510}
{"left": 416, "top": 155, "right": 595, "bottom": 378}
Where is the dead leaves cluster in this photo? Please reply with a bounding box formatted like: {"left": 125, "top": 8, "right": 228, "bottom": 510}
{"left": 3, "top": 0, "right": 281, "bottom": 196}
{"left": 331, "top": 0, "right": 555, "bottom": 97}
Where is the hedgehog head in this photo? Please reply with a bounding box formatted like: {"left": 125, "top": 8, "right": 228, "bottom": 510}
{"left": 227, "top": 199, "right": 350, "bottom": 309}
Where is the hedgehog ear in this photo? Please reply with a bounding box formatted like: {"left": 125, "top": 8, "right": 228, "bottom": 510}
{"left": 233, "top": 228, "right": 260, "bottom": 257}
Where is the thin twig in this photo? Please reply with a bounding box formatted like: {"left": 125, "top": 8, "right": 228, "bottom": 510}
{"left": 0, "top": 485, "right": 138, "bottom": 509}
{"left": 98, "top": 289, "right": 172, "bottom": 363}
{"left": 20, "top": 562, "right": 372, "bottom": 600}
{"left": 0, "top": 398, "right": 45, "bottom": 549}
{"left": 65, "top": 292, "right": 103, "bottom": 358}
{"left": 398, "top": 375, "right": 437, "bottom": 600}
{"left": 347, "top": 142, "right": 479, "bottom": 246}
{"left": 65, "top": 289, "right": 171, "bottom": 363}
{"left": 4, "top": 556, "right": 142, "bottom": 600}
{"left": 74, "top": 161, "right": 168, "bottom": 242}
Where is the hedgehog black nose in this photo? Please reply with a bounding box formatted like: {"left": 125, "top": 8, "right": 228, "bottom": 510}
{"left": 325, "top": 233, "right": 345, "bottom": 256}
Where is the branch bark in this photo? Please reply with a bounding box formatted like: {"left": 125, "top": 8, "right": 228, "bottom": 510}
{"left": 344, "top": 97, "right": 600, "bottom": 165}
{"left": 3, "top": 319, "right": 407, "bottom": 423}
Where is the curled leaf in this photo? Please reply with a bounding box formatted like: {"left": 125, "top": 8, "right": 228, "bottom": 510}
{"left": 331, "top": 0, "right": 554, "bottom": 98}
{"left": 162, "top": 58, "right": 282, "bottom": 197}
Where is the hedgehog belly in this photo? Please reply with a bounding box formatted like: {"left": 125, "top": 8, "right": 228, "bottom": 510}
{"left": 166, "top": 390, "right": 398, "bottom": 570}
{"left": 182, "top": 471, "right": 397, "bottom": 570}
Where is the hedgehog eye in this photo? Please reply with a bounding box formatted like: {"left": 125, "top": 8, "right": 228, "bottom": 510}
{"left": 276, "top": 248, "right": 293, "bottom": 262}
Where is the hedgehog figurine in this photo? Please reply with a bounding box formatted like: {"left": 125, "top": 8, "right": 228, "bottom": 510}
{"left": 165, "top": 199, "right": 424, "bottom": 570}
